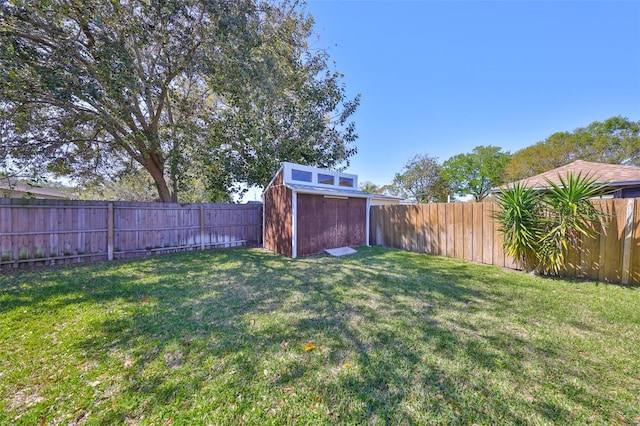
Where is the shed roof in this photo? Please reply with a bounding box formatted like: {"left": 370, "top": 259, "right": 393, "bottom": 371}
{"left": 286, "top": 183, "right": 404, "bottom": 201}
{"left": 286, "top": 182, "right": 371, "bottom": 197}
{"left": 263, "top": 162, "right": 403, "bottom": 201}
{"left": 501, "top": 160, "right": 640, "bottom": 190}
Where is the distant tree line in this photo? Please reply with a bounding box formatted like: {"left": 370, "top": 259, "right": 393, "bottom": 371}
{"left": 362, "top": 116, "right": 639, "bottom": 203}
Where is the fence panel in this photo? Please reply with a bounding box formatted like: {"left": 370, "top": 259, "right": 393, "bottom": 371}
{"left": 370, "top": 199, "right": 639, "bottom": 286}
{"left": 481, "top": 204, "right": 494, "bottom": 265}
{"left": 631, "top": 199, "right": 640, "bottom": 284}
{"left": 0, "top": 199, "right": 262, "bottom": 268}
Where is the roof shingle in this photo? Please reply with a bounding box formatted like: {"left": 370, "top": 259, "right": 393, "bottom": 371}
{"left": 507, "top": 160, "right": 640, "bottom": 188}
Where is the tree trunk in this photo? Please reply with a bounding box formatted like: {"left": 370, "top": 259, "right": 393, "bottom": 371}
{"left": 145, "top": 161, "right": 173, "bottom": 202}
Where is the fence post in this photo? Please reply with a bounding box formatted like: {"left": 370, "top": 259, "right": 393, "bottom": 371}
{"left": 200, "top": 205, "right": 205, "bottom": 251}
{"left": 107, "top": 202, "right": 114, "bottom": 261}
{"left": 621, "top": 199, "right": 634, "bottom": 285}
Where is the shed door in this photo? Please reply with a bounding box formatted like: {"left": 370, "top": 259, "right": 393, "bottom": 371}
{"left": 296, "top": 194, "right": 366, "bottom": 257}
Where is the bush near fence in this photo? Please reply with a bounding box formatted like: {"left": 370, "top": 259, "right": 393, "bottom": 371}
{"left": 370, "top": 199, "right": 640, "bottom": 286}
{"left": 0, "top": 199, "right": 262, "bottom": 268}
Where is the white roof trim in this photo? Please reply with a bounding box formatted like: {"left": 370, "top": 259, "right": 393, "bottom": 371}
{"left": 285, "top": 183, "right": 373, "bottom": 198}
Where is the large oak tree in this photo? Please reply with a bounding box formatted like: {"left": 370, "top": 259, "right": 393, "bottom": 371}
{"left": 0, "top": 0, "right": 358, "bottom": 202}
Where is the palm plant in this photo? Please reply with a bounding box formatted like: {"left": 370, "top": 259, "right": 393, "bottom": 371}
{"left": 494, "top": 172, "right": 609, "bottom": 275}
{"left": 538, "top": 172, "right": 609, "bottom": 274}
{"left": 493, "top": 182, "right": 544, "bottom": 272}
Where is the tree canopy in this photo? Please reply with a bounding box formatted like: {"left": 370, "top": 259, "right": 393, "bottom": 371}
{"left": 390, "top": 154, "right": 448, "bottom": 203}
{"left": 0, "top": 0, "right": 358, "bottom": 202}
{"left": 441, "top": 145, "right": 510, "bottom": 202}
{"left": 505, "top": 116, "right": 640, "bottom": 181}
{"left": 358, "top": 180, "right": 382, "bottom": 194}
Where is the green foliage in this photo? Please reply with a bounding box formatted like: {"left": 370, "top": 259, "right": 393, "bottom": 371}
{"left": 390, "top": 154, "right": 448, "bottom": 203}
{"left": 494, "top": 172, "right": 608, "bottom": 274}
{"left": 493, "top": 182, "right": 543, "bottom": 272}
{"left": 358, "top": 180, "right": 382, "bottom": 193}
{"left": 0, "top": 0, "right": 358, "bottom": 202}
{"left": 441, "top": 145, "right": 511, "bottom": 202}
{"left": 79, "top": 168, "right": 159, "bottom": 202}
{"left": 506, "top": 116, "right": 640, "bottom": 181}
{"left": 538, "top": 173, "right": 609, "bottom": 274}
{"left": 79, "top": 166, "right": 230, "bottom": 202}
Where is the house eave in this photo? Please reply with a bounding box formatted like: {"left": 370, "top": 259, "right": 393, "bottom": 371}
{"left": 491, "top": 180, "right": 640, "bottom": 194}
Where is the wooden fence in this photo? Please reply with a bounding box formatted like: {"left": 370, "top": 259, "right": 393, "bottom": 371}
{"left": 370, "top": 199, "right": 640, "bottom": 285}
{"left": 0, "top": 199, "right": 262, "bottom": 268}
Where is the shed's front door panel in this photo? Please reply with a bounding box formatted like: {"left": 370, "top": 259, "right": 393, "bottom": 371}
{"left": 296, "top": 194, "right": 366, "bottom": 257}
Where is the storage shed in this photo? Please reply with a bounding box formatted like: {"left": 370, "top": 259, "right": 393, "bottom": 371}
{"left": 263, "top": 162, "right": 398, "bottom": 258}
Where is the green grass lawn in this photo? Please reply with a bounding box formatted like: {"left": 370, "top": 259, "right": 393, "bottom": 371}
{"left": 1, "top": 247, "right": 639, "bottom": 425}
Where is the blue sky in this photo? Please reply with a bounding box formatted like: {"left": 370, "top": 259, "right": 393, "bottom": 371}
{"left": 301, "top": 0, "right": 640, "bottom": 188}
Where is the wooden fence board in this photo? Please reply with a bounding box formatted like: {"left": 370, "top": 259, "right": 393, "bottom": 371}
{"left": 423, "top": 205, "right": 430, "bottom": 253}
{"left": 632, "top": 199, "right": 640, "bottom": 285}
{"left": 578, "top": 229, "right": 600, "bottom": 281}
{"left": 461, "top": 203, "right": 472, "bottom": 261}
{"left": 444, "top": 204, "right": 453, "bottom": 258}
{"left": 426, "top": 204, "right": 435, "bottom": 254}
{"left": 415, "top": 205, "right": 424, "bottom": 253}
{"left": 369, "top": 205, "right": 376, "bottom": 245}
{"left": 600, "top": 200, "right": 625, "bottom": 283}
{"left": 386, "top": 206, "right": 395, "bottom": 248}
{"left": 413, "top": 205, "right": 422, "bottom": 252}
{"left": 399, "top": 205, "right": 408, "bottom": 250}
{"left": 493, "top": 208, "right": 506, "bottom": 268}
{"left": 384, "top": 206, "right": 392, "bottom": 248}
{"left": 471, "top": 203, "right": 483, "bottom": 263}
{"left": 454, "top": 203, "right": 464, "bottom": 260}
{"left": 383, "top": 206, "right": 392, "bottom": 248}
{"left": 482, "top": 204, "right": 494, "bottom": 265}
{"left": 432, "top": 204, "right": 447, "bottom": 256}
{"left": 1, "top": 206, "right": 10, "bottom": 262}
{"left": 406, "top": 205, "right": 417, "bottom": 252}
{"left": 396, "top": 206, "right": 405, "bottom": 250}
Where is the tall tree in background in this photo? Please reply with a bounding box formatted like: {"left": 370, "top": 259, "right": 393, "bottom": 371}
{"left": 441, "top": 145, "right": 510, "bottom": 202}
{"left": 0, "top": 0, "right": 358, "bottom": 202}
{"left": 358, "top": 180, "right": 382, "bottom": 194}
{"left": 506, "top": 116, "right": 640, "bottom": 181}
{"left": 390, "top": 154, "right": 447, "bottom": 203}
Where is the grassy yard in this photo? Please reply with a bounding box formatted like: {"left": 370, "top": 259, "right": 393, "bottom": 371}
{"left": 1, "top": 247, "right": 639, "bottom": 425}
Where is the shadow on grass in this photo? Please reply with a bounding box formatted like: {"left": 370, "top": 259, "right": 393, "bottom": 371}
{"left": 1, "top": 246, "right": 634, "bottom": 424}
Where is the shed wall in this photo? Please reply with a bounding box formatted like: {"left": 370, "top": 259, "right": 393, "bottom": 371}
{"left": 263, "top": 171, "right": 293, "bottom": 257}
{"left": 296, "top": 194, "right": 366, "bottom": 257}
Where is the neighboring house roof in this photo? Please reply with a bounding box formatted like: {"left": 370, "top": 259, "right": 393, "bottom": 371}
{"left": 372, "top": 193, "right": 406, "bottom": 202}
{"left": 496, "top": 160, "right": 640, "bottom": 191}
{"left": 0, "top": 181, "right": 75, "bottom": 199}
